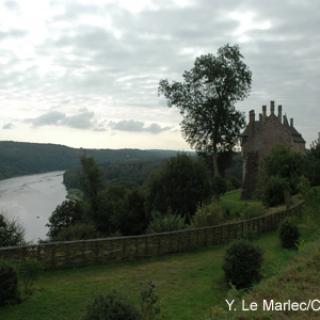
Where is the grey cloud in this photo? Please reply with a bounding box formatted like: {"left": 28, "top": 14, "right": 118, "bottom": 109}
{"left": 2, "top": 122, "right": 14, "bottom": 129}
{"left": 29, "top": 111, "right": 66, "bottom": 126}
{"left": 109, "top": 120, "right": 171, "bottom": 134}
{"left": 27, "top": 109, "right": 98, "bottom": 130}
{"left": 0, "top": 29, "right": 27, "bottom": 40}
{"left": 1, "top": 0, "right": 320, "bottom": 145}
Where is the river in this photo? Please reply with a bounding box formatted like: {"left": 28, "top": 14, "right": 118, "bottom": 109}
{"left": 0, "top": 171, "right": 67, "bottom": 242}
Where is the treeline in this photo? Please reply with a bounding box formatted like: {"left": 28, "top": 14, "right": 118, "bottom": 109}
{"left": 48, "top": 153, "right": 243, "bottom": 241}
{"left": 63, "top": 159, "right": 167, "bottom": 190}
{"left": 0, "top": 141, "right": 179, "bottom": 180}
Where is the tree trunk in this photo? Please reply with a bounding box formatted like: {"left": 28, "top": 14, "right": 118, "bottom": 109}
{"left": 212, "top": 152, "right": 220, "bottom": 178}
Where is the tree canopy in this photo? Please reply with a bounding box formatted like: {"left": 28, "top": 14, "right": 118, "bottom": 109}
{"left": 159, "top": 44, "right": 251, "bottom": 176}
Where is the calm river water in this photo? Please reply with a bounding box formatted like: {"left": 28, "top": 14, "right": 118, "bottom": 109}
{"left": 0, "top": 171, "right": 67, "bottom": 242}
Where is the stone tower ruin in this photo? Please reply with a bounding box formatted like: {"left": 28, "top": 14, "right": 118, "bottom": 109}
{"left": 241, "top": 100, "right": 305, "bottom": 199}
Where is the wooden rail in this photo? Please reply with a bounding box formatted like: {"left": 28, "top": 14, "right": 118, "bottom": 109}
{"left": 0, "top": 201, "right": 303, "bottom": 269}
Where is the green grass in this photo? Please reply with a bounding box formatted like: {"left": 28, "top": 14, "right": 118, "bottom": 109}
{"left": 0, "top": 231, "right": 303, "bottom": 320}
{"left": 221, "top": 189, "right": 264, "bottom": 217}
{"left": 0, "top": 195, "right": 316, "bottom": 320}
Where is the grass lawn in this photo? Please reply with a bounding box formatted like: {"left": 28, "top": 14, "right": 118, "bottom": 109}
{"left": 0, "top": 231, "right": 301, "bottom": 320}
{"left": 0, "top": 193, "right": 314, "bottom": 320}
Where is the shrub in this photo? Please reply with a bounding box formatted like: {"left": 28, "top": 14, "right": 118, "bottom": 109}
{"left": 0, "top": 261, "right": 20, "bottom": 306}
{"left": 279, "top": 220, "right": 300, "bottom": 249}
{"left": 47, "top": 200, "right": 84, "bottom": 239}
{"left": 192, "top": 202, "right": 224, "bottom": 227}
{"left": 223, "top": 240, "right": 263, "bottom": 289}
{"left": 0, "top": 213, "right": 24, "bottom": 247}
{"left": 261, "top": 175, "right": 288, "bottom": 207}
{"left": 55, "top": 223, "right": 98, "bottom": 241}
{"left": 240, "top": 203, "right": 266, "bottom": 220}
{"left": 82, "top": 293, "right": 141, "bottom": 320}
{"left": 146, "top": 212, "right": 187, "bottom": 233}
{"left": 211, "top": 177, "right": 227, "bottom": 198}
{"left": 140, "top": 282, "right": 161, "bottom": 320}
{"left": 263, "top": 145, "right": 304, "bottom": 194}
{"left": 18, "top": 259, "right": 42, "bottom": 296}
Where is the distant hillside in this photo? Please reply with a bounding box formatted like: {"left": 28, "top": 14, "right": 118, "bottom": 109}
{"left": 0, "top": 141, "right": 180, "bottom": 180}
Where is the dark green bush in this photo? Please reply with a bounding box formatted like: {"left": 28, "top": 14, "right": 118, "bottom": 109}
{"left": 18, "top": 259, "right": 42, "bottom": 296}
{"left": 0, "top": 214, "right": 24, "bottom": 247}
{"left": 262, "top": 175, "right": 288, "bottom": 207}
{"left": 140, "top": 282, "right": 161, "bottom": 320}
{"left": 0, "top": 261, "right": 20, "bottom": 306}
{"left": 146, "top": 212, "right": 187, "bottom": 233}
{"left": 82, "top": 293, "right": 141, "bottom": 320}
{"left": 192, "top": 202, "right": 224, "bottom": 227}
{"left": 223, "top": 240, "right": 262, "bottom": 289}
{"left": 211, "top": 176, "right": 227, "bottom": 198}
{"left": 279, "top": 220, "right": 300, "bottom": 249}
{"left": 55, "top": 223, "right": 98, "bottom": 241}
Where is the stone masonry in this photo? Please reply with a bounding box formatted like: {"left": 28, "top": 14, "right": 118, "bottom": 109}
{"left": 241, "top": 100, "right": 305, "bottom": 199}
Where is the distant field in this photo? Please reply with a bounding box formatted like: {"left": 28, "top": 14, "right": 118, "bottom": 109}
{"left": 1, "top": 205, "right": 317, "bottom": 320}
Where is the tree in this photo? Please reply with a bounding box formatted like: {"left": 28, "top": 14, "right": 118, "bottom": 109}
{"left": 119, "top": 189, "right": 150, "bottom": 236}
{"left": 47, "top": 200, "right": 84, "bottom": 239}
{"left": 80, "top": 155, "right": 104, "bottom": 212}
{"left": 159, "top": 44, "right": 251, "bottom": 177}
{"left": 0, "top": 214, "right": 24, "bottom": 247}
{"left": 305, "top": 136, "right": 320, "bottom": 186}
{"left": 263, "top": 145, "right": 304, "bottom": 194}
{"left": 94, "top": 186, "right": 128, "bottom": 235}
{"left": 145, "top": 154, "right": 212, "bottom": 221}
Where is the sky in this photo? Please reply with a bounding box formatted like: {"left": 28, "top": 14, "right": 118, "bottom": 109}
{"left": 0, "top": 0, "right": 319, "bottom": 150}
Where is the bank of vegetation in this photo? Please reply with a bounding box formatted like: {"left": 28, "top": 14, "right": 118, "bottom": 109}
{"left": 0, "top": 141, "right": 178, "bottom": 180}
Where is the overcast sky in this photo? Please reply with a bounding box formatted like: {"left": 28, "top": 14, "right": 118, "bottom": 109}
{"left": 1, "top": 0, "right": 319, "bottom": 150}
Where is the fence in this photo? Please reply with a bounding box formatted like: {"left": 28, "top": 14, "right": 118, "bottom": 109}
{"left": 0, "top": 201, "right": 303, "bottom": 269}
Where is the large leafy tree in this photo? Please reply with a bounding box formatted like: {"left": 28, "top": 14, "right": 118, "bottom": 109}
{"left": 145, "top": 154, "right": 212, "bottom": 221}
{"left": 159, "top": 44, "right": 251, "bottom": 177}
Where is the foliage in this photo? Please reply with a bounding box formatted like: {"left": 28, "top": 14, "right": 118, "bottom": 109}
{"left": 82, "top": 292, "right": 141, "bottom": 320}
{"left": 94, "top": 186, "right": 127, "bottom": 235}
{"left": 261, "top": 175, "right": 288, "bottom": 207}
{"left": 279, "top": 220, "right": 300, "bottom": 249}
{"left": 145, "top": 154, "right": 212, "bottom": 221}
{"left": 0, "top": 261, "right": 20, "bottom": 306}
{"left": 240, "top": 203, "right": 266, "bottom": 220}
{"left": 80, "top": 156, "right": 104, "bottom": 212}
{"left": 119, "top": 189, "right": 150, "bottom": 236}
{"left": 304, "top": 137, "right": 320, "bottom": 186}
{"left": 47, "top": 200, "right": 84, "bottom": 240}
{"left": 18, "top": 260, "right": 42, "bottom": 296}
{"left": 55, "top": 224, "right": 98, "bottom": 241}
{"left": 298, "top": 176, "right": 311, "bottom": 198}
{"left": 0, "top": 140, "right": 177, "bottom": 181}
{"left": 0, "top": 214, "right": 24, "bottom": 247}
{"left": 147, "top": 212, "right": 187, "bottom": 233}
{"left": 304, "top": 186, "right": 320, "bottom": 212}
{"left": 263, "top": 145, "right": 304, "bottom": 194}
{"left": 192, "top": 202, "right": 224, "bottom": 227}
{"left": 211, "top": 177, "right": 227, "bottom": 198}
{"left": 140, "top": 282, "right": 161, "bottom": 320}
{"left": 223, "top": 240, "right": 262, "bottom": 289}
{"left": 159, "top": 44, "right": 251, "bottom": 177}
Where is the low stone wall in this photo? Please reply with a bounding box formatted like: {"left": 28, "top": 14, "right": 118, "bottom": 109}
{"left": 0, "top": 201, "right": 303, "bottom": 269}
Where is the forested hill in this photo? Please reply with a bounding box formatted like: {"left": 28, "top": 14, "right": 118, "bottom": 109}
{"left": 0, "top": 141, "right": 179, "bottom": 180}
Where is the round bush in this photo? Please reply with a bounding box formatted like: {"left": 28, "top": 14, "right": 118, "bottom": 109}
{"left": 82, "top": 293, "right": 141, "bottom": 320}
{"left": 0, "top": 262, "right": 20, "bottom": 306}
{"left": 262, "top": 176, "right": 288, "bottom": 207}
{"left": 223, "top": 240, "right": 263, "bottom": 289}
{"left": 279, "top": 220, "right": 300, "bottom": 249}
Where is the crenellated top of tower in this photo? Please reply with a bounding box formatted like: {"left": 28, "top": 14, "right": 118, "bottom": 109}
{"left": 247, "top": 100, "right": 297, "bottom": 128}
{"left": 242, "top": 100, "right": 305, "bottom": 146}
